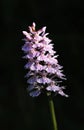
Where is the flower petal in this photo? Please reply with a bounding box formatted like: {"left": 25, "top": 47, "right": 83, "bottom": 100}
{"left": 29, "top": 90, "right": 41, "bottom": 97}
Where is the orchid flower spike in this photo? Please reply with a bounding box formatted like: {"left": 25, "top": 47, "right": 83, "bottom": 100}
{"left": 22, "top": 22, "right": 68, "bottom": 97}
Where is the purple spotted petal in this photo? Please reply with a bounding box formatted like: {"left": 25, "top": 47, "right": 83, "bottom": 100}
{"left": 58, "top": 90, "right": 68, "bottom": 97}
{"left": 27, "top": 77, "right": 37, "bottom": 84}
{"left": 22, "top": 31, "right": 32, "bottom": 40}
{"left": 37, "top": 77, "right": 52, "bottom": 84}
{"left": 46, "top": 85, "right": 60, "bottom": 92}
{"left": 30, "top": 63, "right": 44, "bottom": 71}
{"left": 24, "top": 62, "right": 34, "bottom": 69}
{"left": 22, "top": 44, "right": 32, "bottom": 52}
{"left": 29, "top": 90, "right": 41, "bottom": 97}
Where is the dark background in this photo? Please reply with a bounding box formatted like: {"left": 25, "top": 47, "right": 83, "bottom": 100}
{"left": 0, "top": 0, "right": 84, "bottom": 130}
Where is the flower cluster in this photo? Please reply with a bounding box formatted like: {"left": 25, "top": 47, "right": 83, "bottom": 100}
{"left": 22, "top": 22, "right": 68, "bottom": 97}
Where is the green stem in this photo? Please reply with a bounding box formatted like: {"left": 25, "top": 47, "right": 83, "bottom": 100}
{"left": 48, "top": 96, "right": 58, "bottom": 130}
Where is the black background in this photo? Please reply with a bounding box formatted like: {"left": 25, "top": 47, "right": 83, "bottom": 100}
{"left": 0, "top": 0, "right": 84, "bottom": 130}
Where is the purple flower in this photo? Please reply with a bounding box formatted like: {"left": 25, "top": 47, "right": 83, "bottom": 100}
{"left": 29, "top": 90, "right": 41, "bottom": 97}
{"left": 37, "top": 77, "right": 52, "bottom": 84}
{"left": 22, "top": 22, "right": 68, "bottom": 97}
